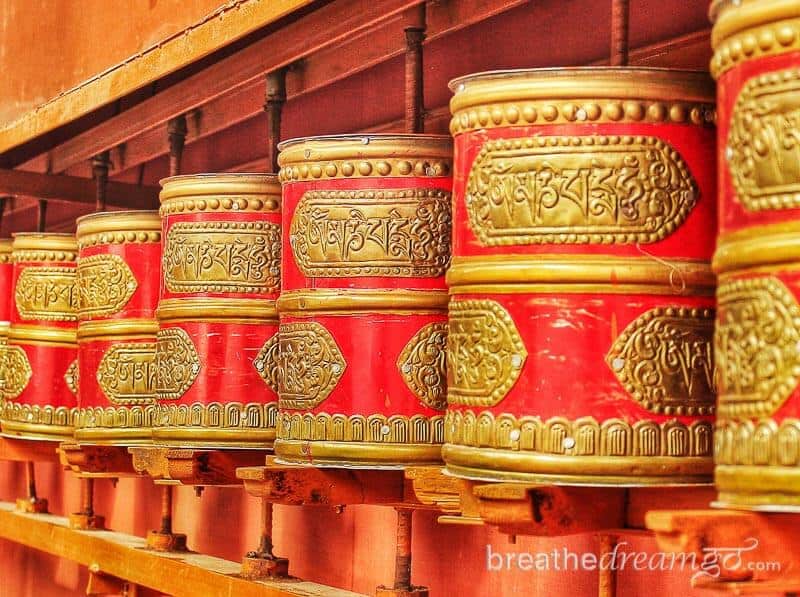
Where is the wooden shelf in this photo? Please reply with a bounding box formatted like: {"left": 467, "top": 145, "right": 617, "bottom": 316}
{"left": 129, "top": 446, "right": 269, "bottom": 486}
{"left": 0, "top": 435, "right": 60, "bottom": 463}
{"left": 0, "top": 501, "right": 366, "bottom": 597}
{"left": 59, "top": 442, "right": 136, "bottom": 477}
{"left": 647, "top": 508, "right": 800, "bottom": 594}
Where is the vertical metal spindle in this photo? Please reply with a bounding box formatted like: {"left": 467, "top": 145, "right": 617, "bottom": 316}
{"left": 610, "top": 0, "right": 630, "bottom": 67}
{"left": 91, "top": 151, "right": 111, "bottom": 211}
{"left": 404, "top": 4, "right": 426, "bottom": 134}
{"left": 168, "top": 115, "right": 188, "bottom": 178}
{"left": 265, "top": 69, "right": 288, "bottom": 174}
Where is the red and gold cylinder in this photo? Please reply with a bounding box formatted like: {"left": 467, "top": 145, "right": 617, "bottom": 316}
{"left": 0, "top": 239, "right": 13, "bottom": 396}
{"left": 1, "top": 233, "right": 78, "bottom": 440}
{"left": 75, "top": 212, "right": 161, "bottom": 445}
{"left": 443, "top": 68, "right": 718, "bottom": 485}
{"left": 153, "top": 174, "right": 281, "bottom": 448}
{"left": 710, "top": 0, "right": 800, "bottom": 508}
{"left": 274, "top": 134, "right": 452, "bottom": 467}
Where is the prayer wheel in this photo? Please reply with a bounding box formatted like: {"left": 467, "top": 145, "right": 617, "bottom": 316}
{"left": 75, "top": 211, "right": 161, "bottom": 444}
{"left": 443, "top": 68, "right": 718, "bottom": 484}
{"left": 710, "top": 0, "right": 800, "bottom": 508}
{"left": 1, "top": 233, "right": 78, "bottom": 440}
{"left": 153, "top": 174, "right": 281, "bottom": 448}
{"left": 274, "top": 134, "right": 452, "bottom": 467}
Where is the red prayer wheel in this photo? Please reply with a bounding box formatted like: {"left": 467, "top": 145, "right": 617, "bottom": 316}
{"left": 710, "top": 0, "right": 800, "bottom": 508}
{"left": 0, "top": 239, "right": 13, "bottom": 396}
{"left": 153, "top": 174, "right": 281, "bottom": 448}
{"left": 443, "top": 68, "right": 718, "bottom": 484}
{"left": 1, "top": 233, "right": 78, "bottom": 440}
{"left": 274, "top": 134, "right": 453, "bottom": 467}
{"left": 75, "top": 211, "right": 161, "bottom": 445}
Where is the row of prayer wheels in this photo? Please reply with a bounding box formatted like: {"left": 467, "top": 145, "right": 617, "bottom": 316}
{"left": 0, "top": 0, "right": 796, "bottom": 510}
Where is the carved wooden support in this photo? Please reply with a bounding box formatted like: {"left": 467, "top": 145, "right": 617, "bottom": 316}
{"left": 0, "top": 437, "right": 59, "bottom": 463}
{"left": 128, "top": 447, "right": 267, "bottom": 486}
{"left": 648, "top": 509, "right": 800, "bottom": 592}
{"left": 237, "top": 457, "right": 419, "bottom": 507}
{"left": 59, "top": 442, "right": 136, "bottom": 477}
{"left": 405, "top": 466, "right": 468, "bottom": 515}
{"left": 86, "top": 570, "right": 142, "bottom": 596}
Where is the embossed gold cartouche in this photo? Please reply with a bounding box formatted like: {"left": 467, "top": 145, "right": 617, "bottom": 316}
{"left": 443, "top": 68, "right": 718, "bottom": 485}
{"left": 0, "top": 233, "right": 79, "bottom": 440}
{"left": 154, "top": 173, "right": 281, "bottom": 448}
{"left": 275, "top": 134, "right": 453, "bottom": 467}
{"left": 75, "top": 211, "right": 161, "bottom": 445}
{"left": 711, "top": 0, "right": 800, "bottom": 509}
{"left": 0, "top": 239, "right": 13, "bottom": 399}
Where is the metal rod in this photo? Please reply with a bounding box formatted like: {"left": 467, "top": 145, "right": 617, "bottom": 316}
{"left": 167, "top": 115, "right": 188, "bottom": 178}
{"left": 80, "top": 478, "right": 95, "bottom": 517}
{"left": 393, "top": 508, "right": 413, "bottom": 590}
{"left": 264, "top": 69, "right": 288, "bottom": 174}
{"left": 404, "top": 4, "right": 426, "bottom": 134}
{"left": 257, "top": 499, "right": 275, "bottom": 556}
{"left": 36, "top": 200, "right": 47, "bottom": 232}
{"left": 0, "top": 196, "right": 8, "bottom": 235}
{"left": 598, "top": 534, "right": 619, "bottom": 597}
{"left": 91, "top": 151, "right": 111, "bottom": 211}
{"left": 610, "top": 0, "right": 630, "bottom": 67}
{"left": 26, "top": 462, "right": 37, "bottom": 500}
{"left": 159, "top": 485, "right": 173, "bottom": 535}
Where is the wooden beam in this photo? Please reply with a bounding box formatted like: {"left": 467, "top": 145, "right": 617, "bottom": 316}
{"left": 0, "top": 0, "right": 315, "bottom": 159}
{"left": 0, "top": 502, "right": 367, "bottom": 597}
{"left": 0, "top": 168, "right": 159, "bottom": 209}
{"left": 41, "top": 0, "right": 425, "bottom": 174}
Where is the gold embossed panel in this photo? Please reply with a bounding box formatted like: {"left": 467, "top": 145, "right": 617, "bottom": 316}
{"left": 4, "top": 345, "right": 31, "bottom": 399}
{"left": 466, "top": 136, "right": 697, "bottom": 246}
{"left": 163, "top": 221, "right": 280, "bottom": 294}
{"left": 716, "top": 277, "right": 800, "bottom": 418}
{"left": 64, "top": 359, "right": 78, "bottom": 397}
{"left": 98, "top": 342, "right": 157, "bottom": 405}
{"left": 278, "top": 322, "right": 345, "bottom": 410}
{"left": 15, "top": 267, "right": 78, "bottom": 321}
{"left": 290, "top": 189, "right": 451, "bottom": 277}
{"left": 77, "top": 254, "right": 137, "bottom": 318}
{"left": 728, "top": 69, "right": 800, "bottom": 211}
{"left": 253, "top": 333, "right": 279, "bottom": 394}
{"left": 397, "top": 322, "right": 447, "bottom": 410}
{"left": 447, "top": 300, "right": 527, "bottom": 407}
{"left": 155, "top": 327, "right": 201, "bottom": 401}
{"left": 607, "top": 307, "right": 716, "bottom": 416}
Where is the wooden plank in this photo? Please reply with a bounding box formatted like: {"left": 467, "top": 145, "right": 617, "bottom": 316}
{"left": 0, "top": 437, "right": 60, "bottom": 463}
{"left": 0, "top": 168, "right": 159, "bottom": 209}
{"left": 41, "top": 0, "right": 424, "bottom": 174}
{"left": 0, "top": 502, "right": 367, "bottom": 597}
{"left": 0, "top": 0, "right": 315, "bottom": 158}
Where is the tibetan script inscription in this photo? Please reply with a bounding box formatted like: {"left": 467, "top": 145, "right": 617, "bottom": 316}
{"left": 290, "top": 189, "right": 451, "bottom": 277}
{"left": 607, "top": 307, "right": 715, "bottom": 416}
{"left": 155, "top": 327, "right": 200, "bottom": 401}
{"left": 728, "top": 69, "right": 800, "bottom": 211}
{"left": 15, "top": 266, "right": 78, "bottom": 321}
{"left": 278, "top": 321, "right": 345, "bottom": 410}
{"left": 98, "top": 342, "right": 157, "bottom": 405}
{"left": 397, "top": 322, "right": 448, "bottom": 410}
{"left": 465, "top": 136, "right": 697, "bottom": 245}
{"left": 715, "top": 276, "right": 800, "bottom": 418}
{"left": 163, "top": 221, "right": 280, "bottom": 294}
{"left": 77, "top": 254, "right": 137, "bottom": 318}
{"left": 447, "top": 300, "right": 527, "bottom": 407}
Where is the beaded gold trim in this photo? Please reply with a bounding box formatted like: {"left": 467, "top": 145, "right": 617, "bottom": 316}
{"left": 64, "top": 359, "right": 78, "bottom": 397}
{"left": 12, "top": 250, "right": 78, "bottom": 263}
{"left": 159, "top": 196, "right": 280, "bottom": 216}
{"left": 276, "top": 411, "right": 444, "bottom": 444}
{"left": 77, "top": 231, "right": 161, "bottom": 249}
{"left": 712, "top": 17, "right": 800, "bottom": 78}
{"left": 279, "top": 158, "right": 452, "bottom": 183}
{"left": 444, "top": 411, "right": 713, "bottom": 457}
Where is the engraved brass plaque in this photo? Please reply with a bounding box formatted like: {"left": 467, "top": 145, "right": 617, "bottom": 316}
{"left": 290, "top": 189, "right": 451, "bottom": 277}
{"left": 397, "top": 322, "right": 447, "bottom": 410}
{"left": 97, "top": 342, "right": 157, "bottom": 405}
{"left": 155, "top": 327, "right": 201, "bottom": 401}
{"left": 15, "top": 266, "right": 78, "bottom": 321}
{"left": 716, "top": 276, "right": 800, "bottom": 417}
{"left": 729, "top": 69, "right": 800, "bottom": 211}
{"left": 77, "top": 254, "right": 137, "bottom": 318}
{"left": 607, "top": 307, "right": 715, "bottom": 416}
{"left": 465, "top": 136, "right": 697, "bottom": 245}
{"left": 447, "top": 299, "right": 527, "bottom": 407}
{"left": 278, "top": 321, "right": 345, "bottom": 410}
{"left": 253, "top": 333, "right": 280, "bottom": 394}
{"left": 163, "top": 221, "right": 280, "bottom": 294}
{"left": 4, "top": 345, "right": 32, "bottom": 399}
